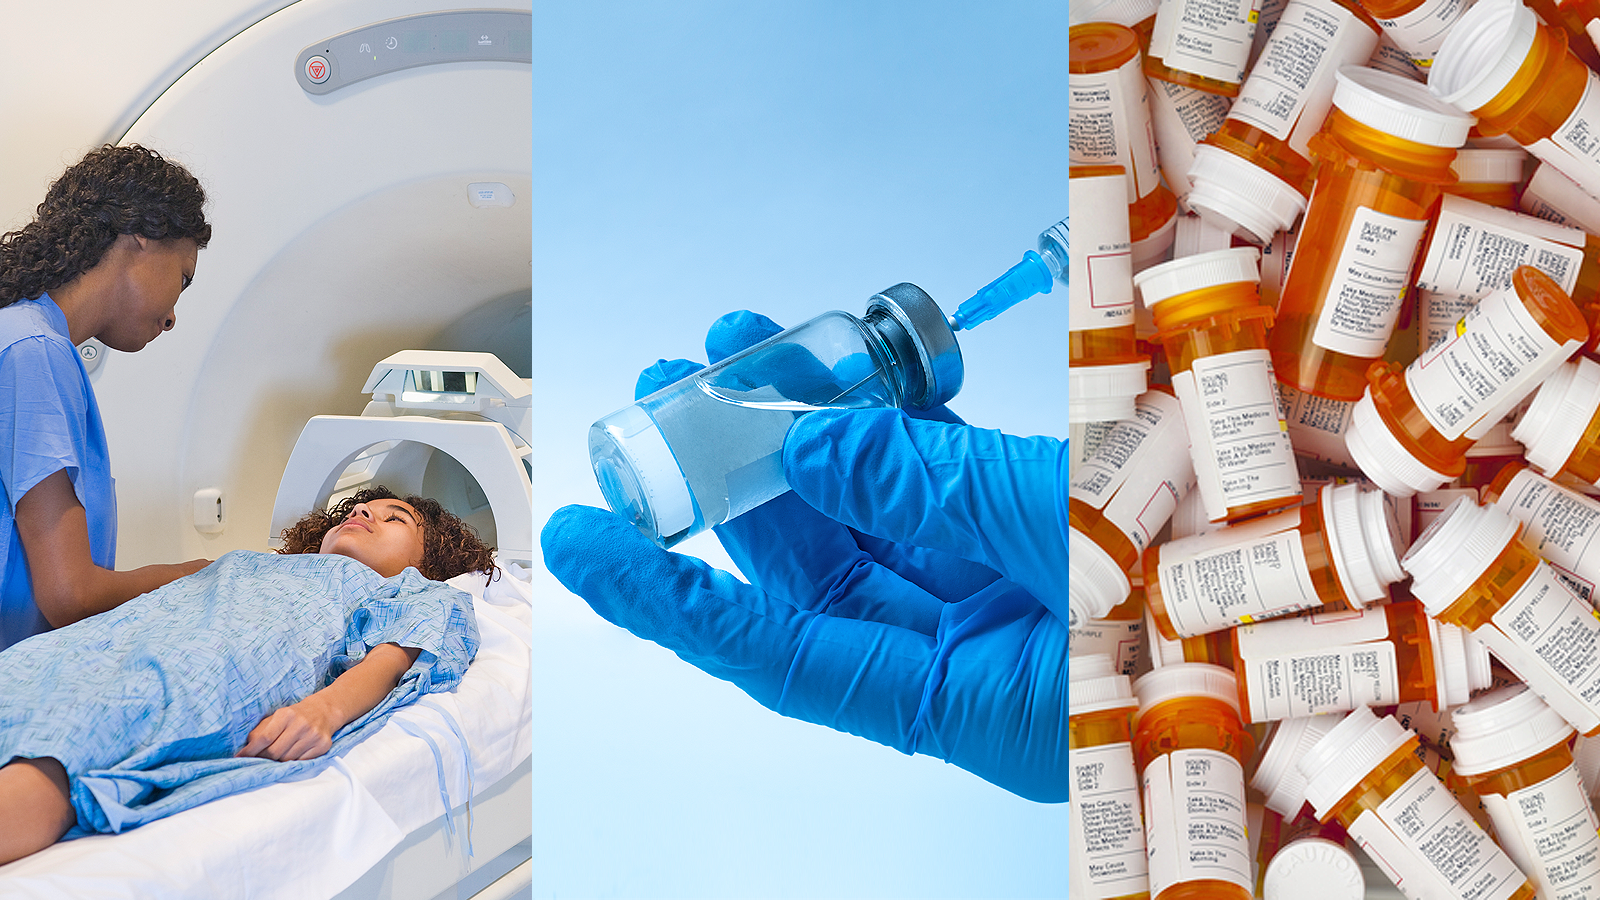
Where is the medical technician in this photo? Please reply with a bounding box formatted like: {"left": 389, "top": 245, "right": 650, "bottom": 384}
{"left": 543, "top": 310, "right": 1067, "bottom": 802}
{"left": 0, "top": 145, "right": 211, "bottom": 649}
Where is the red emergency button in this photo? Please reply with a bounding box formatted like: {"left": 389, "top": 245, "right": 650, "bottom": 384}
{"left": 305, "top": 55, "right": 331, "bottom": 84}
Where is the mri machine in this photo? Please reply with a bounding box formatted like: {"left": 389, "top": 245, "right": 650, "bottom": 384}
{"left": 0, "top": 1, "right": 534, "bottom": 897}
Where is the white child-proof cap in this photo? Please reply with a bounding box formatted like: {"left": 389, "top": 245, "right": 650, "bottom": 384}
{"left": 1451, "top": 684, "right": 1576, "bottom": 776}
{"left": 1263, "top": 839, "right": 1366, "bottom": 900}
{"left": 1428, "top": 0, "right": 1540, "bottom": 115}
{"left": 1069, "top": 0, "right": 1160, "bottom": 26}
{"left": 1186, "top": 144, "right": 1309, "bottom": 245}
{"left": 1133, "top": 246, "right": 1261, "bottom": 312}
{"left": 1402, "top": 497, "right": 1520, "bottom": 618}
{"left": 1451, "top": 147, "right": 1528, "bottom": 183}
{"left": 1133, "top": 662, "right": 1242, "bottom": 723}
{"left": 1320, "top": 483, "right": 1405, "bottom": 608}
{"left": 1252, "top": 714, "right": 1343, "bottom": 818}
{"left": 1069, "top": 653, "right": 1140, "bottom": 715}
{"left": 1332, "top": 66, "right": 1473, "bottom": 149}
{"left": 1430, "top": 619, "right": 1493, "bottom": 708}
{"left": 1068, "top": 528, "right": 1132, "bottom": 625}
{"left": 1345, "top": 389, "right": 1456, "bottom": 497}
{"left": 1299, "top": 707, "right": 1415, "bottom": 819}
{"left": 1070, "top": 361, "right": 1151, "bottom": 424}
{"left": 1514, "top": 357, "right": 1600, "bottom": 477}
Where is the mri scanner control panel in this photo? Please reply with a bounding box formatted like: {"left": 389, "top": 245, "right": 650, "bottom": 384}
{"left": 295, "top": 9, "right": 532, "bottom": 95}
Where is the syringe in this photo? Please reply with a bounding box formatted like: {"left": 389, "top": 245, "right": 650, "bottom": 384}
{"left": 947, "top": 217, "right": 1067, "bottom": 331}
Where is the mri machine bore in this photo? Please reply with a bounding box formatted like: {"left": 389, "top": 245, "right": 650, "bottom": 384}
{"left": 0, "top": 1, "right": 533, "bottom": 897}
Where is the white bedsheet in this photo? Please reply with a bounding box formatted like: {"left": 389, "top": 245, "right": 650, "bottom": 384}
{"left": 0, "top": 561, "right": 534, "bottom": 900}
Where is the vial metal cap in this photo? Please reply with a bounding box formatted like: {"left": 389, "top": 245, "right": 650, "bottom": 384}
{"left": 1333, "top": 66, "right": 1473, "bottom": 149}
{"left": 866, "top": 283, "right": 964, "bottom": 411}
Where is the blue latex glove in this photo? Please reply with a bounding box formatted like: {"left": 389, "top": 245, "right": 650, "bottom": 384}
{"left": 542, "top": 311, "right": 1066, "bottom": 802}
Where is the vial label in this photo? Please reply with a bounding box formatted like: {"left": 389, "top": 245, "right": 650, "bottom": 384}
{"left": 1480, "top": 562, "right": 1600, "bottom": 735}
{"left": 1346, "top": 765, "right": 1526, "bottom": 900}
{"left": 1259, "top": 226, "right": 1298, "bottom": 309}
{"left": 1372, "top": 0, "right": 1468, "bottom": 67}
{"left": 1070, "top": 171, "right": 1136, "bottom": 331}
{"left": 1155, "top": 510, "right": 1322, "bottom": 637}
{"left": 1071, "top": 56, "right": 1163, "bottom": 204}
{"left": 1404, "top": 283, "right": 1568, "bottom": 441}
{"left": 1478, "top": 764, "right": 1600, "bottom": 900}
{"left": 1149, "top": 78, "right": 1233, "bottom": 198}
{"left": 1235, "top": 606, "right": 1400, "bottom": 721}
{"left": 1148, "top": 0, "right": 1261, "bottom": 85}
{"left": 1170, "top": 349, "right": 1300, "bottom": 519}
{"left": 1309, "top": 204, "right": 1428, "bottom": 358}
{"left": 1070, "top": 741, "right": 1150, "bottom": 899}
{"left": 1070, "top": 615, "right": 1146, "bottom": 676}
{"left": 1415, "top": 196, "right": 1586, "bottom": 301}
{"left": 1228, "top": 0, "right": 1377, "bottom": 155}
{"left": 1530, "top": 73, "right": 1600, "bottom": 206}
{"left": 1367, "top": 34, "right": 1427, "bottom": 81}
{"left": 1493, "top": 470, "right": 1600, "bottom": 604}
{"left": 1142, "top": 749, "right": 1252, "bottom": 896}
{"left": 1419, "top": 290, "right": 1478, "bottom": 354}
{"left": 1071, "top": 392, "right": 1196, "bottom": 557}
{"left": 1276, "top": 380, "right": 1358, "bottom": 468}
{"left": 1522, "top": 163, "right": 1600, "bottom": 235}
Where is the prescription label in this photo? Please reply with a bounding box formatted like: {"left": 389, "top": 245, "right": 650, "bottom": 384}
{"left": 1150, "top": 77, "right": 1233, "bottom": 144}
{"left": 1531, "top": 73, "right": 1600, "bottom": 206}
{"left": 1478, "top": 764, "right": 1600, "bottom": 900}
{"left": 1229, "top": 0, "right": 1377, "bottom": 153}
{"left": 1142, "top": 749, "right": 1251, "bottom": 897}
{"left": 1155, "top": 514, "right": 1321, "bottom": 637}
{"left": 1071, "top": 391, "right": 1196, "bottom": 557}
{"left": 1405, "top": 283, "right": 1569, "bottom": 441}
{"left": 1373, "top": 0, "right": 1468, "bottom": 66}
{"left": 1070, "top": 56, "right": 1162, "bottom": 202}
{"left": 1276, "top": 380, "right": 1357, "bottom": 468}
{"left": 1419, "top": 291, "right": 1478, "bottom": 354}
{"left": 1347, "top": 765, "right": 1526, "bottom": 900}
{"left": 1415, "top": 196, "right": 1586, "bottom": 300}
{"left": 1070, "top": 615, "right": 1146, "bottom": 676}
{"left": 1070, "top": 742, "right": 1149, "bottom": 899}
{"left": 1070, "top": 171, "right": 1136, "bottom": 330}
{"left": 1170, "top": 349, "right": 1299, "bottom": 520}
{"left": 1235, "top": 605, "right": 1399, "bottom": 721}
{"left": 1483, "top": 563, "right": 1600, "bottom": 734}
{"left": 1311, "top": 204, "right": 1428, "bottom": 358}
{"left": 1492, "top": 470, "right": 1600, "bottom": 605}
{"left": 1147, "top": 0, "right": 1260, "bottom": 85}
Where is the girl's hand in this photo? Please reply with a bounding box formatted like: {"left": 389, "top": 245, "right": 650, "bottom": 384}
{"left": 237, "top": 697, "right": 339, "bottom": 761}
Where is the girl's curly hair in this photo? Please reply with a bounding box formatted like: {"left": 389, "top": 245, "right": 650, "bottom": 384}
{"left": 0, "top": 145, "right": 212, "bottom": 304}
{"left": 277, "top": 486, "right": 498, "bottom": 584}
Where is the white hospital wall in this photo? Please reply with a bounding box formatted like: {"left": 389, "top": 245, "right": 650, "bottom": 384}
{"left": 530, "top": 3, "right": 1067, "bottom": 897}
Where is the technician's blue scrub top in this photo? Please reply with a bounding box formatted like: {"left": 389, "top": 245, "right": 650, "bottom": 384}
{"left": 0, "top": 294, "right": 115, "bottom": 650}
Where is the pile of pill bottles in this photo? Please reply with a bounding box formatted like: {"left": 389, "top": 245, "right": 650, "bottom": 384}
{"left": 1068, "top": 0, "right": 1600, "bottom": 895}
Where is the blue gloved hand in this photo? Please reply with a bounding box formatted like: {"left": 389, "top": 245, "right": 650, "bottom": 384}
{"left": 542, "top": 311, "right": 1066, "bottom": 802}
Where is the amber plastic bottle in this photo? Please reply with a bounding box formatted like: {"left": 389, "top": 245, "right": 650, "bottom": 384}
{"left": 1070, "top": 654, "right": 1152, "bottom": 900}
{"left": 1070, "top": 164, "right": 1152, "bottom": 423}
{"left": 1358, "top": 0, "right": 1477, "bottom": 68}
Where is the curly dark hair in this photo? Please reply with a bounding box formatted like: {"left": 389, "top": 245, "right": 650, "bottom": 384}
{"left": 0, "top": 144, "right": 212, "bottom": 304}
{"left": 277, "top": 486, "right": 498, "bottom": 584}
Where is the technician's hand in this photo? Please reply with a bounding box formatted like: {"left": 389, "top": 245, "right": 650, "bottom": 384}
{"left": 543, "top": 311, "right": 1066, "bottom": 802}
{"left": 238, "top": 697, "right": 338, "bottom": 761}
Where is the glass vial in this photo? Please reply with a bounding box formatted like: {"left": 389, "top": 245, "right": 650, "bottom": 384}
{"left": 588, "top": 283, "right": 961, "bottom": 548}
{"left": 1133, "top": 663, "right": 1255, "bottom": 900}
{"left": 1135, "top": 247, "right": 1301, "bottom": 522}
{"left": 1070, "top": 654, "right": 1152, "bottom": 900}
{"left": 1269, "top": 66, "right": 1471, "bottom": 402}
{"left": 1450, "top": 684, "right": 1600, "bottom": 900}
{"left": 1144, "top": 482, "right": 1404, "bottom": 640}
{"left": 1298, "top": 706, "right": 1536, "bottom": 900}
{"left": 1344, "top": 266, "right": 1587, "bottom": 497}
{"left": 1071, "top": 165, "right": 1152, "bottom": 424}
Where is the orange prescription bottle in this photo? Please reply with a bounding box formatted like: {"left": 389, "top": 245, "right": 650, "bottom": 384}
{"left": 1144, "top": 482, "right": 1403, "bottom": 640}
{"left": 1450, "top": 684, "right": 1600, "bottom": 900}
{"left": 1483, "top": 463, "right": 1600, "bottom": 604}
{"left": 1403, "top": 496, "right": 1600, "bottom": 736}
{"left": 1134, "top": 247, "right": 1301, "bottom": 522}
{"left": 1298, "top": 706, "right": 1537, "bottom": 900}
{"left": 1071, "top": 24, "right": 1180, "bottom": 266}
{"left": 1142, "top": 0, "right": 1262, "bottom": 98}
{"left": 1185, "top": 0, "right": 1381, "bottom": 245}
{"left": 1070, "top": 165, "right": 1153, "bottom": 424}
{"left": 1145, "top": 605, "right": 1236, "bottom": 668}
{"left": 1247, "top": 714, "right": 1368, "bottom": 896}
{"left": 1343, "top": 266, "right": 1587, "bottom": 496}
{"left": 1229, "top": 599, "right": 1490, "bottom": 723}
{"left": 1269, "top": 66, "right": 1471, "bottom": 402}
{"left": 1070, "top": 654, "right": 1152, "bottom": 900}
{"left": 1430, "top": 0, "right": 1600, "bottom": 201}
{"left": 1358, "top": 0, "right": 1477, "bottom": 68}
{"left": 1132, "top": 663, "right": 1255, "bottom": 900}
{"left": 1443, "top": 147, "right": 1528, "bottom": 208}
{"left": 1523, "top": 0, "right": 1600, "bottom": 72}
{"left": 1073, "top": 574, "right": 1151, "bottom": 677}
{"left": 1521, "top": 161, "right": 1600, "bottom": 236}
{"left": 1414, "top": 194, "right": 1600, "bottom": 314}
{"left": 1070, "top": 388, "right": 1196, "bottom": 624}
{"left": 1512, "top": 360, "right": 1600, "bottom": 489}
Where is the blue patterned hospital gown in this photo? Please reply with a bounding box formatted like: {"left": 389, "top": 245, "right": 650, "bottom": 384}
{"left": 0, "top": 550, "right": 479, "bottom": 834}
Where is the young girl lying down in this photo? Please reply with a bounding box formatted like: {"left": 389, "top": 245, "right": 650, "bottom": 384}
{"left": 0, "top": 487, "right": 495, "bottom": 865}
